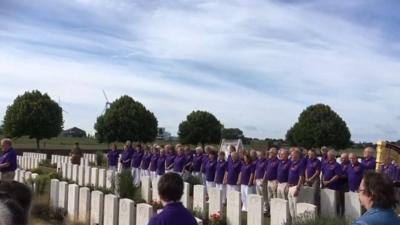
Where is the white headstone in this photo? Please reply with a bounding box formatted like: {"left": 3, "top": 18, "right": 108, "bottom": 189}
{"left": 140, "top": 176, "right": 152, "bottom": 202}
{"left": 98, "top": 168, "right": 106, "bottom": 188}
{"left": 227, "top": 190, "right": 241, "bottom": 225}
{"left": 24, "top": 171, "right": 32, "bottom": 185}
{"left": 50, "top": 179, "right": 59, "bottom": 208}
{"left": 18, "top": 170, "right": 25, "bottom": 183}
{"left": 79, "top": 187, "right": 91, "bottom": 224}
{"left": 193, "top": 185, "right": 206, "bottom": 216}
{"left": 152, "top": 179, "right": 159, "bottom": 202}
{"left": 297, "top": 186, "right": 316, "bottom": 205}
{"left": 67, "top": 164, "right": 73, "bottom": 180}
{"left": 195, "top": 217, "right": 203, "bottom": 225}
{"left": 296, "top": 203, "right": 317, "bottom": 221}
{"left": 104, "top": 194, "right": 119, "bottom": 225}
{"left": 58, "top": 181, "right": 68, "bottom": 209}
{"left": 320, "top": 189, "right": 337, "bottom": 217}
{"left": 84, "top": 166, "right": 91, "bottom": 186}
{"left": 78, "top": 166, "right": 85, "bottom": 186}
{"left": 91, "top": 167, "right": 99, "bottom": 187}
{"left": 344, "top": 192, "right": 362, "bottom": 221}
{"left": 270, "top": 198, "right": 289, "bottom": 225}
{"left": 62, "top": 163, "right": 67, "bottom": 178}
{"left": 247, "top": 194, "right": 263, "bottom": 225}
{"left": 119, "top": 198, "right": 136, "bottom": 225}
{"left": 106, "top": 170, "right": 115, "bottom": 190}
{"left": 72, "top": 164, "right": 79, "bottom": 182}
{"left": 209, "top": 187, "right": 223, "bottom": 217}
{"left": 180, "top": 182, "right": 190, "bottom": 208}
{"left": 136, "top": 203, "right": 153, "bottom": 225}
{"left": 67, "top": 184, "right": 79, "bottom": 221}
{"left": 14, "top": 169, "right": 20, "bottom": 181}
{"left": 90, "top": 190, "right": 104, "bottom": 225}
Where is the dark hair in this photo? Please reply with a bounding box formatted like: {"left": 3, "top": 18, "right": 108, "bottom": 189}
{"left": 0, "top": 181, "right": 32, "bottom": 225}
{"left": 363, "top": 171, "right": 397, "bottom": 209}
{"left": 158, "top": 173, "right": 184, "bottom": 202}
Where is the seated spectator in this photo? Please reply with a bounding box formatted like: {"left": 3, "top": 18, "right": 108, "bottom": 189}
{"left": 148, "top": 173, "right": 197, "bottom": 225}
{"left": 352, "top": 171, "right": 400, "bottom": 225}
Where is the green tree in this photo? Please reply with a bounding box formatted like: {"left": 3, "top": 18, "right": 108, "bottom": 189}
{"left": 3, "top": 90, "right": 63, "bottom": 149}
{"left": 178, "top": 110, "right": 223, "bottom": 147}
{"left": 94, "top": 95, "right": 158, "bottom": 143}
{"left": 286, "top": 104, "right": 351, "bottom": 149}
{"left": 221, "top": 128, "right": 244, "bottom": 140}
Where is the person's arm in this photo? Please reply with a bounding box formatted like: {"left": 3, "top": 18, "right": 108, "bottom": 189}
{"left": 249, "top": 172, "right": 255, "bottom": 186}
{"left": 237, "top": 172, "right": 242, "bottom": 185}
{"left": 310, "top": 169, "right": 320, "bottom": 181}
{"left": 0, "top": 162, "right": 10, "bottom": 168}
{"left": 294, "top": 175, "right": 304, "bottom": 196}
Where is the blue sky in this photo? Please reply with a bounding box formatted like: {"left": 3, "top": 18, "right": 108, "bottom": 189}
{"left": 1, "top": 0, "right": 400, "bottom": 142}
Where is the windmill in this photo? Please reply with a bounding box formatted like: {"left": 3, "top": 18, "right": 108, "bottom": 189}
{"left": 102, "top": 90, "right": 111, "bottom": 114}
{"left": 58, "top": 97, "right": 68, "bottom": 114}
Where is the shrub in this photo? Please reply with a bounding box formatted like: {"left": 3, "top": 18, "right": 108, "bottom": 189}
{"left": 31, "top": 168, "right": 44, "bottom": 175}
{"left": 96, "top": 151, "right": 105, "bottom": 166}
{"left": 31, "top": 174, "right": 51, "bottom": 195}
{"left": 117, "top": 170, "right": 139, "bottom": 200}
{"left": 39, "top": 159, "right": 57, "bottom": 168}
{"left": 31, "top": 196, "right": 66, "bottom": 222}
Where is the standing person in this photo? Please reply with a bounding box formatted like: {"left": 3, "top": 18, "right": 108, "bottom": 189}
{"left": 238, "top": 152, "right": 255, "bottom": 211}
{"left": 173, "top": 145, "right": 186, "bottom": 176}
{"left": 287, "top": 147, "right": 305, "bottom": 219}
{"left": 147, "top": 173, "right": 197, "bottom": 225}
{"left": 70, "top": 142, "right": 82, "bottom": 165}
{"left": 351, "top": 172, "right": 400, "bottom": 225}
{"left": 215, "top": 151, "right": 227, "bottom": 204}
{"left": 254, "top": 150, "right": 267, "bottom": 197}
{"left": 362, "top": 147, "right": 376, "bottom": 171}
{"left": 264, "top": 147, "right": 279, "bottom": 214}
{"left": 205, "top": 149, "right": 217, "bottom": 196}
{"left": 277, "top": 148, "right": 290, "bottom": 199}
{"left": 165, "top": 145, "right": 175, "bottom": 173}
{"left": 183, "top": 146, "right": 193, "bottom": 180}
{"left": 227, "top": 145, "right": 236, "bottom": 168}
{"left": 149, "top": 147, "right": 159, "bottom": 181}
{"left": 192, "top": 147, "right": 203, "bottom": 179}
{"left": 156, "top": 149, "right": 166, "bottom": 179}
{"left": 339, "top": 153, "right": 350, "bottom": 192}
{"left": 120, "top": 143, "right": 133, "bottom": 173}
{"left": 225, "top": 152, "right": 241, "bottom": 192}
{"left": 322, "top": 149, "right": 342, "bottom": 215}
{"left": 379, "top": 157, "right": 396, "bottom": 181}
{"left": 140, "top": 146, "right": 152, "bottom": 177}
{"left": 305, "top": 149, "right": 321, "bottom": 188}
{"left": 107, "top": 143, "right": 119, "bottom": 171}
{"left": 348, "top": 153, "right": 365, "bottom": 192}
{"left": 0, "top": 138, "right": 17, "bottom": 181}
{"left": 200, "top": 146, "right": 210, "bottom": 185}
{"left": 131, "top": 144, "right": 144, "bottom": 187}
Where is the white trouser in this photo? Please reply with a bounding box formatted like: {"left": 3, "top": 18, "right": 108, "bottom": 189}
{"left": 267, "top": 180, "right": 278, "bottom": 211}
{"left": 206, "top": 181, "right": 215, "bottom": 196}
{"left": 216, "top": 183, "right": 227, "bottom": 203}
{"left": 141, "top": 169, "right": 150, "bottom": 177}
{"left": 109, "top": 165, "right": 117, "bottom": 172}
{"left": 255, "top": 179, "right": 265, "bottom": 195}
{"left": 150, "top": 171, "right": 157, "bottom": 181}
{"left": 240, "top": 184, "right": 253, "bottom": 211}
{"left": 288, "top": 186, "right": 299, "bottom": 219}
{"left": 193, "top": 171, "right": 201, "bottom": 178}
{"left": 202, "top": 173, "right": 207, "bottom": 185}
{"left": 277, "top": 182, "right": 288, "bottom": 200}
{"left": 227, "top": 184, "right": 240, "bottom": 192}
{"left": 132, "top": 167, "right": 141, "bottom": 187}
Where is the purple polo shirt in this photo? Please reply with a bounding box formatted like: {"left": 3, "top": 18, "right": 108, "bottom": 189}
{"left": 288, "top": 159, "right": 305, "bottom": 186}
{"left": 165, "top": 153, "right": 175, "bottom": 169}
{"left": 0, "top": 147, "right": 17, "bottom": 172}
{"left": 149, "top": 154, "right": 159, "bottom": 172}
{"left": 173, "top": 155, "right": 186, "bottom": 173}
{"left": 381, "top": 164, "right": 395, "bottom": 181}
{"left": 240, "top": 162, "right": 255, "bottom": 185}
{"left": 107, "top": 150, "right": 119, "bottom": 166}
{"left": 215, "top": 160, "right": 227, "bottom": 184}
{"left": 227, "top": 154, "right": 233, "bottom": 168}
{"left": 347, "top": 162, "right": 364, "bottom": 192}
{"left": 184, "top": 153, "right": 193, "bottom": 169}
{"left": 265, "top": 157, "right": 279, "bottom": 181}
{"left": 362, "top": 157, "right": 376, "bottom": 171}
{"left": 322, "top": 160, "right": 342, "bottom": 190}
{"left": 148, "top": 202, "right": 197, "bottom": 225}
{"left": 340, "top": 161, "right": 350, "bottom": 186}
{"left": 156, "top": 155, "right": 166, "bottom": 175}
{"left": 201, "top": 155, "right": 209, "bottom": 173}
{"left": 192, "top": 154, "right": 203, "bottom": 172}
{"left": 205, "top": 159, "right": 217, "bottom": 182}
{"left": 301, "top": 156, "right": 308, "bottom": 168}
{"left": 141, "top": 153, "right": 152, "bottom": 170}
{"left": 306, "top": 158, "right": 321, "bottom": 178}
{"left": 120, "top": 148, "right": 133, "bottom": 168}
{"left": 255, "top": 158, "right": 267, "bottom": 179}
{"left": 277, "top": 159, "right": 291, "bottom": 183}
{"left": 395, "top": 166, "right": 400, "bottom": 182}
{"left": 131, "top": 149, "right": 144, "bottom": 168}
{"left": 227, "top": 160, "right": 242, "bottom": 185}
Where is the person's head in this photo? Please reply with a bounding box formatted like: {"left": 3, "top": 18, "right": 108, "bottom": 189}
{"left": 205, "top": 145, "right": 212, "bottom": 154}
{"left": 228, "top": 145, "right": 236, "bottom": 154}
{"left": 269, "top": 147, "right": 277, "bottom": 158}
{"left": 257, "top": 150, "right": 265, "bottom": 160}
{"left": 302, "top": 148, "right": 308, "bottom": 156}
{"left": 363, "top": 147, "right": 374, "bottom": 158}
{"left": 320, "top": 146, "right": 328, "bottom": 156}
{"left": 111, "top": 143, "right": 117, "bottom": 151}
{"left": 327, "top": 149, "right": 336, "bottom": 161}
{"left": 349, "top": 153, "right": 358, "bottom": 164}
{"left": 279, "top": 148, "right": 289, "bottom": 160}
{"left": 250, "top": 149, "right": 257, "bottom": 160}
{"left": 231, "top": 152, "right": 238, "bottom": 161}
{"left": 308, "top": 149, "right": 317, "bottom": 159}
{"left": 195, "top": 146, "right": 203, "bottom": 154}
{"left": 160, "top": 148, "right": 165, "bottom": 156}
{"left": 358, "top": 171, "right": 396, "bottom": 210}
{"left": 218, "top": 151, "right": 226, "bottom": 161}
{"left": 153, "top": 147, "right": 160, "bottom": 155}
{"left": 340, "top": 153, "right": 349, "bottom": 163}
{"left": 208, "top": 149, "right": 217, "bottom": 160}
{"left": 125, "top": 140, "right": 132, "bottom": 148}
{"left": 176, "top": 145, "right": 183, "bottom": 155}
{"left": 243, "top": 152, "right": 252, "bottom": 164}
{"left": 157, "top": 173, "right": 184, "bottom": 203}
{"left": 1, "top": 138, "right": 12, "bottom": 152}
{"left": 290, "top": 147, "right": 301, "bottom": 161}
{"left": 0, "top": 181, "right": 33, "bottom": 225}
{"left": 184, "top": 146, "right": 191, "bottom": 154}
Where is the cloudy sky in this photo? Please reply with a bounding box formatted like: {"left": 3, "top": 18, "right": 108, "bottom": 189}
{"left": 1, "top": 0, "right": 399, "bottom": 142}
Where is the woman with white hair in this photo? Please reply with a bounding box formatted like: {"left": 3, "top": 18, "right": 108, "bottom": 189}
{"left": 0, "top": 138, "right": 17, "bottom": 181}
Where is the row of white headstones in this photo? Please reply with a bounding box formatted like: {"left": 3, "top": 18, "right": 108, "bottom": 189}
{"left": 21, "top": 152, "right": 363, "bottom": 225}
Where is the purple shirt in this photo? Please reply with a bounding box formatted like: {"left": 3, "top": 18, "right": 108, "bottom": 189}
{"left": 347, "top": 162, "right": 364, "bottom": 192}
{"left": 120, "top": 148, "right": 133, "bottom": 168}
{"left": 192, "top": 154, "right": 203, "bottom": 172}
{"left": 255, "top": 158, "right": 267, "bottom": 179}
{"left": 227, "top": 160, "right": 241, "bottom": 185}
{"left": 0, "top": 147, "right": 17, "bottom": 172}
{"left": 205, "top": 159, "right": 217, "bottom": 181}
{"left": 381, "top": 164, "right": 395, "bottom": 181}
{"left": 215, "top": 160, "right": 227, "bottom": 184}
{"left": 165, "top": 153, "right": 175, "bottom": 170}
{"left": 362, "top": 157, "right": 376, "bottom": 171}
{"left": 156, "top": 155, "right": 166, "bottom": 175}
{"left": 107, "top": 150, "right": 119, "bottom": 167}
{"left": 277, "top": 159, "right": 291, "bottom": 183}
{"left": 148, "top": 202, "right": 197, "bottom": 225}
{"left": 141, "top": 153, "right": 152, "bottom": 170}
{"left": 265, "top": 157, "right": 279, "bottom": 181}
{"left": 288, "top": 159, "right": 305, "bottom": 185}
{"left": 240, "top": 162, "right": 255, "bottom": 185}
{"left": 227, "top": 154, "right": 233, "bottom": 168}
{"left": 184, "top": 153, "right": 193, "bottom": 169}
{"left": 173, "top": 155, "right": 186, "bottom": 173}
{"left": 131, "top": 149, "right": 144, "bottom": 168}
{"left": 306, "top": 158, "right": 321, "bottom": 178}
{"left": 201, "top": 155, "right": 208, "bottom": 173}
{"left": 149, "top": 154, "right": 159, "bottom": 172}
{"left": 322, "top": 160, "right": 342, "bottom": 190}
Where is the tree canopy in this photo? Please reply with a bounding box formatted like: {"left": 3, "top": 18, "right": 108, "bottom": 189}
{"left": 94, "top": 95, "right": 158, "bottom": 143}
{"left": 286, "top": 103, "right": 351, "bottom": 149}
{"left": 178, "top": 110, "right": 223, "bottom": 146}
{"left": 221, "top": 128, "right": 244, "bottom": 140}
{"left": 3, "top": 90, "right": 63, "bottom": 149}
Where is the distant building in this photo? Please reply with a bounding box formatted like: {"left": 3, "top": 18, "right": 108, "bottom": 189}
{"left": 61, "top": 127, "right": 87, "bottom": 138}
{"left": 157, "top": 127, "right": 171, "bottom": 140}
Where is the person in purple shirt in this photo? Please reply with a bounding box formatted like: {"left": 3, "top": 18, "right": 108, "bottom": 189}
{"left": 149, "top": 146, "right": 159, "bottom": 180}
{"left": 205, "top": 149, "right": 217, "bottom": 196}
{"left": 277, "top": 148, "right": 290, "bottom": 200}
{"left": 183, "top": 146, "right": 193, "bottom": 179}
{"left": 192, "top": 147, "right": 203, "bottom": 178}
{"left": 131, "top": 144, "right": 144, "bottom": 187}
{"left": 265, "top": 147, "right": 279, "bottom": 212}
{"left": 339, "top": 153, "right": 350, "bottom": 191}
{"left": 287, "top": 147, "right": 305, "bottom": 219}
{"left": 0, "top": 138, "right": 17, "bottom": 181}
{"left": 156, "top": 149, "right": 167, "bottom": 178}
{"left": 225, "top": 151, "right": 241, "bottom": 192}
{"left": 238, "top": 152, "right": 255, "bottom": 211}
{"left": 120, "top": 143, "right": 133, "bottom": 172}
{"left": 140, "top": 146, "right": 152, "bottom": 177}
{"left": 173, "top": 146, "right": 186, "bottom": 175}
{"left": 107, "top": 143, "right": 119, "bottom": 171}
{"left": 200, "top": 146, "right": 211, "bottom": 185}
{"left": 305, "top": 149, "right": 321, "bottom": 188}
{"left": 380, "top": 157, "right": 395, "bottom": 180}
{"left": 215, "top": 151, "right": 227, "bottom": 203}
{"left": 147, "top": 173, "right": 197, "bottom": 225}
{"left": 319, "top": 146, "right": 329, "bottom": 167}
{"left": 322, "top": 149, "right": 343, "bottom": 215}
{"left": 227, "top": 145, "right": 236, "bottom": 169}
{"left": 347, "top": 153, "right": 365, "bottom": 192}
{"left": 164, "top": 145, "right": 175, "bottom": 173}
{"left": 254, "top": 150, "right": 267, "bottom": 197}
{"left": 362, "top": 147, "right": 376, "bottom": 171}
